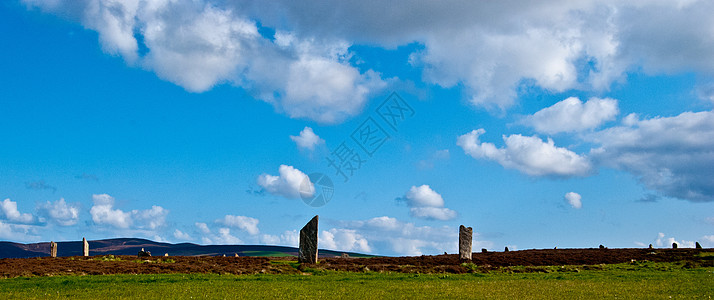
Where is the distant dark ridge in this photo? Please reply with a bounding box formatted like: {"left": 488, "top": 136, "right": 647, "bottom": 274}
{"left": 0, "top": 238, "right": 375, "bottom": 259}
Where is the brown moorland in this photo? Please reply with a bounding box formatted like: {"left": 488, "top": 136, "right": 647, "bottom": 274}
{"left": 1, "top": 248, "right": 711, "bottom": 278}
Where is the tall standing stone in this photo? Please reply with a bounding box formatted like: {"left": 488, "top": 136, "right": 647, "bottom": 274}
{"left": 83, "top": 237, "right": 89, "bottom": 257}
{"left": 459, "top": 225, "right": 473, "bottom": 260}
{"left": 50, "top": 241, "right": 57, "bottom": 257}
{"left": 298, "top": 215, "right": 319, "bottom": 264}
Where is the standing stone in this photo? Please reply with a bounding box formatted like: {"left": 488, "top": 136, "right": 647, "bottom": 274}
{"left": 504, "top": 247, "right": 509, "bottom": 252}
{"left": 83, "top": 237, "right": 89, "bottom": 257}
{"left": 50, "top": 241, "right": 57, "bottom": 257}
{"left": 696, "top": 242, "right": 702, "bottom": 249}
{"left": 458, "top": 225, "right": 472, "bottom": 260}
{"left": 672, "top": 242, "right": 678, "bottom": 249}
{"left": 298, "top": 215, "right": 319, "bottom": 264}
{"left": 649, "top": 244, "right": 653, "bottom": 249}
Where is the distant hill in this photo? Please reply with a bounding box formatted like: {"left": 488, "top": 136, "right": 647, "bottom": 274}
{"left": 0, "top": 238, "right": 375, "bottom": 259}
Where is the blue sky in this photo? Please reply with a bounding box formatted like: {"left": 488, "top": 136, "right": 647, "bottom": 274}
{"left": 1, "top": 0, "right": 713, "bottom": 256}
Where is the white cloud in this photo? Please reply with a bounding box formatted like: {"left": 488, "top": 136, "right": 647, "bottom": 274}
{"left": 409, "top": 207, "right": 458, "bottom": 221}
{"left": 213, "top": 228, "right": 243, "bottom": 245}
{"left": 217, "top": 215, "right": 260, "bottom": 235}
{"left": 333, "top": 216, "right": 490, "bottom": 256}
{"left": 290, "top": 126, "right": 324, "bottom": 150}
{"left": 320, "top": 228, "right": 371, "bottom": 253}
{"left": 23, "top": 0, "right": 385, "bottom": 124}
{"left": 173, "top": 229, "right": 193, "bottom": 241}
{"left": 458, "top": 129, "right": 593, "bottom": 177}
{"left": 195, "top": 222, "right": 211, "bottom": 234}
{"left": 0, "top": 221, "right": 39, "bottom": 242}
{"left": 524, "top": 97, "right": 619, "bottom": 134}
{"left": 0, "top": 198, "right": 35, "bottom": 224}
{"left": 196, "top": 225, "right": 243, "bottom": 245}
{"left": 654, "top": 232, "right": 695, "bottom": 248}
{"left": 37, "top": 198, "right": 80, "bottom": 226}
{"left": 89, "top": 194, "right": 167, "bottom": 230}
{"left": 257, "top": 165, "right": 312, "bottom": 199}
{"left": 588, "top": 110, "right": 714, "bottom": 202}
{"left": 403, "top": 185, "right": 457, "bottom": 221}
{"left": 238, "top": 1, "right": 714, "bottom": 110}
{"left": 24, "top": 1, "right": 714, "bottom": 119}
{"left": 564, "top": 192, "right": 582, "bottom": 209}
{"left": 405, "top": 185, "right": 444, "bottom": 207}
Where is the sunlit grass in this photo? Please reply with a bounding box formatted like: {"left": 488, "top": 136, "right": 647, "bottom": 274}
{"left": 1, "top": 263, "right": 711, "bottom": 299}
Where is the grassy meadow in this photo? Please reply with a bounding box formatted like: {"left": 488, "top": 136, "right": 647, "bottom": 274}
{"left": 0, "top": 261, "right": 711, "bottom": 299}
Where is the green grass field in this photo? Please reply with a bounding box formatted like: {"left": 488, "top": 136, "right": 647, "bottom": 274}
{"left": 1, "top": 262, "right": 711, "bottom": 299}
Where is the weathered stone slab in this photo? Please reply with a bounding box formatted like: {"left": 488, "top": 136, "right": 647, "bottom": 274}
{"left": 298, "top": 215, "right": 319, "bottom": 264}
{"left": 459, "top": 225, "right": 472, "bottom": 260}
{"left": 696, "top": 242, "right": 702, "bottom": 249}
{"left": 672, "top": 242, "right": 678, "bottom": 249}
{"left": 83, "top": 237, "right": 89, "bottom": 257}
{"left": 50, "top": 241, "right": 57, "bottom": 257}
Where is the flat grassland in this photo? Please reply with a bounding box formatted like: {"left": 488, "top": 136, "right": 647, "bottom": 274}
{"left": 1, "top": 249, "right": 712, "bottom": 299}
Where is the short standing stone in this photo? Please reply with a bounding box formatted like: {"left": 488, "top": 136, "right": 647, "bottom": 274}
{"left": 50, "top": 241, "right": 57, "bottom": 257}
{"left": 234, "top": 253, "right": 239, "bottom": 257}
{"left": 341, "top": 253, "right": 350, "bottom": 258}
{"left": 298, "top": 215, "right": 319, "bottom": 264}
{"left": 672, "top": 242, "right": 678, "bottom": 249}
{"left": 648, "top": 244, "right": 653, "bottom": 249}
{"left": 164, "top": 253, "right": 169, "bottom": 257}
{"left": 138, "top": 248, "right": 151, "bottom": 257}
{"left": 599, "top": 245, "right": 606, "bottom": 249}
{"left": 481, "top": 248, "right": 488, "bottom": 253}
{"left": 696, "top": 242, "right": 702, "bottom": 249}
{"left": 83, "top": 237, "right": 89, "bottom": 257}
{"left": 459, "top": 225, "right": 473, "bottom": 260}
{"left": 504, "top": 247, "right": 509, "bottom": 252}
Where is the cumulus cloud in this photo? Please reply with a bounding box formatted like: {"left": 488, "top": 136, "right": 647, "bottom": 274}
{"left": 24, "top": 1, "right": 714, "bottom": 118}
{"left": 458, "top": 129, "right": 593, "bottom": 177}
{"left": 173, "top": 229, "right": 193, "bottom": 241}
{"left": 0, "top": 199, "right": 35, "bottom": 224}
{"left": 332, "top": 216, "right": 493, "bottom": 256}
{"left": 22, "top": 0, "right": 385, "bottom": 123}
{"left": 257, "top": 165, "right": 312, "bottom": 199}
{"left": 654, "top": 232, "right": 695, "bottom": 248}
{"left": 402, "top": 185, "right": 457, "bottom": 221}
{"left": 217, "top": 215, "right": 260, "bottom": 235}
{"left": 588, "top": 110, "right": 714, "bottom": 202}
{"left": 290, "top": 126, "right": 324, "bottom": 150}
{"left": 194, "top": 222, "right": 243, "bottom": 245}
{"left": 524, "top": 97, "right": 619, "bottom": 134}
{"left": 564, "top": 192, "right": 582, "bottom": 209}
{"left": 0, "top": 221, "right": 39, "bottom": 242}
{"left": 241, "top": 1, "right": 714, "bottom": 109}
{"left": 89, "top": 194, "right": 167, "bottom": 230}
{"left": 260, "top": 230, "right": 299, "bottom": 247}
{"left": 195, "top": 222, "right": 211, "bottom": 234}
{"left": 37, "top": 198, "right": 80, "bottom": 226}
{"left": 320, "top": 228, "right": 371, "bottom": 253}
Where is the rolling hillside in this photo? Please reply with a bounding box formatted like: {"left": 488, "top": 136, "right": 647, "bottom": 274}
{"left": 0, "top": 238, "right": 374, "bottom": 259}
